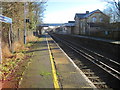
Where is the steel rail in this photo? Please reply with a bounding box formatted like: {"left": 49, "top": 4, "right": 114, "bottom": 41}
{"left": 62, "top": 37, "right": 120, "bottom": 72}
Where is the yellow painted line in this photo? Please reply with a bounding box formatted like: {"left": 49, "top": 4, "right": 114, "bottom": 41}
{"left": 46, "top": 36, "right": 60, "bottom": 89}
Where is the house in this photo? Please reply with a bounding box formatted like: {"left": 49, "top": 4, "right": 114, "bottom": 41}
{"left": 54, "top": 26, "right": 66, "bottom": 34}
{"left": 74, "top": 9, "right": 110, "bottom": 35}
{"left": 63, "top": 21, "right": 75, "bottom": 34}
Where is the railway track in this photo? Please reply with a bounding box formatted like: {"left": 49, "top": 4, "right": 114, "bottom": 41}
{"left": 49, "top": 33, "right": 120, "bottom": 89}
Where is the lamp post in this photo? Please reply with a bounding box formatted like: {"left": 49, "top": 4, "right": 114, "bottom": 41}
{"left": 24, "top": 2, "right": 29, "bottom": 44}
{"left": 24, "top": 2, "right": 27, "bottom": 44}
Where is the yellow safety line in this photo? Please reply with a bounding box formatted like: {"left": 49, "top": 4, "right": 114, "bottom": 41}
{"left": 46, "top": 36, "right": 60, "bottom": 89}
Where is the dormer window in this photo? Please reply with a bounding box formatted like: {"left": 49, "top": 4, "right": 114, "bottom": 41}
{"left": 92, "top": 17, "right": 96, "bottom": 22}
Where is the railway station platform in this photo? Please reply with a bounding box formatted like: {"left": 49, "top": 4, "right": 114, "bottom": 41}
{"left": 73, "top": 35, "right": 120, "bottom": 45}
{"left": 18, "top": 33, "right": 96, "bottom": 88}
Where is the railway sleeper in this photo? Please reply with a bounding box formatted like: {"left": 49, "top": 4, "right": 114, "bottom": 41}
{"left": 93, "top": 82, "right": 106, "bottom": 85}
{"left": 83, "top": 72, "right": 95, "bottom": 75}
{"left": 82, "top": 69, "right": 91, "bottom": 71}
{"left": 84, "top": 74, "right": 96, "bottom": 77}
{"left": 80, "top": 66, "right": 88, "bottom": 69}
{"left": 88, "top": 76, "right": 99, "bottom": 79}
{"left": 96, "top": 84, "right": 108, "bottom": 88}
{"left": 90, "top": 78, "right": 101, "bottom": 82}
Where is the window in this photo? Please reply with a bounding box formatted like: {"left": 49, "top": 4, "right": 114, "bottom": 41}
{"left": 92, "top": 17, "right": 96, "bottom": 22}
{"left": 100, "top": 18, "right": 103, "bottom": 22}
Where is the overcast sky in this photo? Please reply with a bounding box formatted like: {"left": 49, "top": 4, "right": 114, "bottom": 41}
{"left": 43, "top": 0, "right": 107, "bottom": 23}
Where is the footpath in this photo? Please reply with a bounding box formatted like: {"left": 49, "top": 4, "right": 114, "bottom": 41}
{"left": 18, "top": 34, "right": 96, "bottom": 88}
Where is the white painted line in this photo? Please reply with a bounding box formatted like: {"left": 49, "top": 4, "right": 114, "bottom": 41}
{"left": 49, "top": 35, "right": 97, "bottom": 89}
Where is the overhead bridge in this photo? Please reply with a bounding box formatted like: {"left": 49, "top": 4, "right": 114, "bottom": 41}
{"left": 38, "top": 23, "right": 65, "bottom": 27}
{"left": 36, "top": 23, "right": 64, "bottom": 35}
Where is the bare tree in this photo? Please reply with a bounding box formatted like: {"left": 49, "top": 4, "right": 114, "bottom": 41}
{"left": 102, "top": 0, "right": 120, "bottom": 22}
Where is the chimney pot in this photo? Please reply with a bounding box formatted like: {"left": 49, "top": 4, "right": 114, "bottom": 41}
{"left": 86, "top": 11, "right": 89, "bottom": 14}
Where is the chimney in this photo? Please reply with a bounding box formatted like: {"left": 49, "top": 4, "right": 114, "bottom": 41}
{"left": 86, "top": 11, "right": 89, "bottom": 14}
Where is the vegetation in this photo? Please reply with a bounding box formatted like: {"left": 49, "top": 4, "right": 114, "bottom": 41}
{"left": 1, "top": 37, "right": 38, "bottom": 81}
{"left": 0, "top": 1, "right": 47, "bottom": 82}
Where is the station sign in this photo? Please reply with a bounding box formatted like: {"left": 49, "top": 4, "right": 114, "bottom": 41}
{"left": 0, "top": 15, "right": 12, "bottom": 24}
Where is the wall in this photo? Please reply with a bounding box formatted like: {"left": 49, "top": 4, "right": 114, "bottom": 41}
{"left": 74, "top": 18, "right": 80, "bottom": 34}
{"left": 87, "top": 12, "right": 109, "bottom": 23}
{"left": 89, "top": 30, "right": 120, "bottom": 40}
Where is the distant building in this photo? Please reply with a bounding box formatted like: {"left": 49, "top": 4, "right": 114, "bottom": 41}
{"left": 63, "top": 21, "right": 75, "bottom": 34}
{"left": 54, "top": 21, "right": 75, "bottom": 34}
{"left": 74, "top": 9, "right": 110, "bottom": 35}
